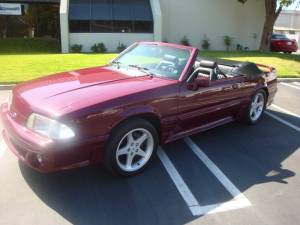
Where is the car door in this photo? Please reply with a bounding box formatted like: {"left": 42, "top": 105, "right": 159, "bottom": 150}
{"left": 177, "top": 75, "right": 245, "bottom": 133}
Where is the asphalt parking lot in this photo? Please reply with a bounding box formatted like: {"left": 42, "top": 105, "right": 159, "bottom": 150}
{"left": 0, "top": 82, "right": 299, "bottom": 225}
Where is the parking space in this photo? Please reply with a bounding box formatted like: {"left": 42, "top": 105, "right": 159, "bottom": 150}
{"left": 0, "top": 82, "right": 299, "bottom": 225}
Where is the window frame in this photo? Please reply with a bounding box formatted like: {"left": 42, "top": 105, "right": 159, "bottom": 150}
{"left": 68, "top": 0, "right": 154, "bottom": 34}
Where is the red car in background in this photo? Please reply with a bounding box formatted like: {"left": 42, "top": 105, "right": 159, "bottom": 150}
{"left": 271, "top": 34, "right": 298, "bottom": 54}
{"left": 1, "top": 42, "right": 278, "bottom": 176}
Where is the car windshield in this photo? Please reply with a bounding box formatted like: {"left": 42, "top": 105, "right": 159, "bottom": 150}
{"left": 272, "top": 34, "right": 289, "bottom": 40}
{"left": 111, "top": 43, "right": 191, "bottom": 80}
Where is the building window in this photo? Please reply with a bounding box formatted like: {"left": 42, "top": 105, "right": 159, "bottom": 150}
{"left": 91, "top": 0, "right": 113, "bottom": 32}
{"left": 289, "top": 30, "right": 295, "bottom": 35}
{"left": 0, "top": 4, "right": 60, "bottom": 38}
{"left": 69, "top": 0, "right": 153, "bottom": 33}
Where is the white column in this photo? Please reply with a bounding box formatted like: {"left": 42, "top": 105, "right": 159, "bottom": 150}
{"left": 60, "top": 0, "right": 70, "bottom": 53}
{"left": 290, "top": 11, "right": 295, "bottom": 29}
{"left": 150, "top": 0, "right": 162, "bottom": 42}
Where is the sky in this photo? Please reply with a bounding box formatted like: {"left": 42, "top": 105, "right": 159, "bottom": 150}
{"left": 286, "top": 2, "right": 300, "bottom": 10}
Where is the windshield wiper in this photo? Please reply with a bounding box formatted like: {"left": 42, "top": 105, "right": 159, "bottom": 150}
{"left": 128, "top": 64, "right": 154, "bottom": 77}
{"left": 110, "top": 61, "right": 122, "bottom": 68}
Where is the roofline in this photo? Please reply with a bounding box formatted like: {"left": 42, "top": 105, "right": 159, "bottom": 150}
{"left": 138, "top": 41, "right": 197, "bottom": 51}
{"left": 0, "top": 0, "right": 59, "bottom": 3}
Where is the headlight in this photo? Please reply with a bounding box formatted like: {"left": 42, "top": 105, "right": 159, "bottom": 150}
{"left": 27, "top": 113, "right": 75, "bottom": 140}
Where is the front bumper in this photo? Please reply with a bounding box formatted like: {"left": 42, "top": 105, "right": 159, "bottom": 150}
{"left": 1, "top": 103, "right": 106, "bottom": 172}
{"left": 272, "top": 45, "right": 298, "bottom": 52}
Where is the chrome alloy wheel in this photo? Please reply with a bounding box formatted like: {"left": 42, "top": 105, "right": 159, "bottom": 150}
{"left": 116, "top": 128, "right": 154, "bottom": 172}
{"left": 250, "top": 92, "right": 265, "bottom": 121}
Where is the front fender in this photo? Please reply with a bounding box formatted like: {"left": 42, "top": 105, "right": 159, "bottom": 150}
{"left": 111, "top": 104, "right": 162, "bottom": 130}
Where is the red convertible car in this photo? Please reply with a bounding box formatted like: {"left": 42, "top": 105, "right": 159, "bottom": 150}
{"left": 1, "top": 42, "right": 277, "bottom": 176}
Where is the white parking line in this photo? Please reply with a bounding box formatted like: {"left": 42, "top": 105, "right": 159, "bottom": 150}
{"left": 157, "top": 148, "right": 202, "bottom": 215}
{"left": 184, "top": 137, "right": 244, "bottom": 199}
{"left": 293, "top": 82, "right": 300, "bottom": 86}
{"left": 191, "top": 198, "right": 252, "bottom": 215}
{"left": 184, "top": 137, "right": 251, "bottom": 214}
{"left": 265, "top": 111, "right": 300, "bottom": 132}
{"left": 184, "top": 138, "right": 251, "bottom": 215}
{"left": 0, "top": 139, "right": 7, "bottom": 159}
{"left": 270, "top": 104, "right": 300, "bottom": 119}
{"left": 158, "top": 139, "right": 251, "bottom": 216}
{"left": 280, "top": 82, "right": 300, "bottom": 90}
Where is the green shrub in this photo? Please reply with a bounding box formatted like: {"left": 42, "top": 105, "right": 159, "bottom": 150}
{"left": 98, "top": 43, "right": 107, "bottom": 53}
{"left": 180, "top": 36, "right": 190, "bottom": 46}
{"left": 236, "top": 44, "right": 243, "bottom": 51}
{"left": 116, "top": 42, "right": 127, "bottom": 53}
{"left": 201, "top": 37, "right": 210, "bottom": 50}
{"left": 91, "top": 43, "right": 107, "bottom": 53}
{"left": 223, "top": 35, "right": 233, "bottom": 51}
{"left": 91, "top": 44, "right": 99, "bottom": 53}
{"left": 70, "top": 44, "right": 82, "bottom": 53}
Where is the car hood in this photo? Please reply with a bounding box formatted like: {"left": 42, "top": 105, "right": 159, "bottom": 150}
{"left": 13, "top": 66, "right": 176, "bottom": 117}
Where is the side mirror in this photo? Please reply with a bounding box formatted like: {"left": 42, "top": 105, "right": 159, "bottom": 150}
{"left": 196, "top": 76, "right": 210, "bottom": 87}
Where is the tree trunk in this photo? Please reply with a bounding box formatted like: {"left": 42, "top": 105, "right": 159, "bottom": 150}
{"left": 259, "top": 19, "right": 276, "bottom": 51}
{"left": 259, "top": 0, "right": 282, "bottom": 51}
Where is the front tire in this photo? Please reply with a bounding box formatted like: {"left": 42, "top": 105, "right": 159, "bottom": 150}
{"left": 245, "top": 90, "right": 266, "bottom": 125}
{"left": 105, "top": 118, "right": 158, "bottom": 176}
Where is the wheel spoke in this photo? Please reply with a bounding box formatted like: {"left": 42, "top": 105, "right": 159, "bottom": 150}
{"left": 136, "top": 148, "right": 146, "bottom": 157}
{"left": 254, "top": 95, "right": 259, "bottom": 104}
{"left": 126, "top": 153, "right": 134, "bottom": 169}
{"left": 136, "top": 133, "right": 148, "bottom": 146}
{"left": 257, "top": 102, "right": 264, "bottom": 107}
{"left": 257, "top": 106, "right": 263, "bottom": 113}
{"left": 117, "top": 146, "right": 129, "bottom": 157}
{"left": 127, "top": 132, "right": 135, "bottom": 144}
{"left": 250, "top": 107, "right": 254, "bottom": 117}
{"left": 255, "top": 108, "right": 259, "bottom": 115}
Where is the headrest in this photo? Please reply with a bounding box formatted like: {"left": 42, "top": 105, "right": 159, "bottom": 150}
{"left": 200, "top": 60, "right": 216, "bottom": 69}
{"left": 196, "top": 67, "right": 213, "bottom": 75}
{"left": 163, "top": 54, "right": 179, "bottom": 64}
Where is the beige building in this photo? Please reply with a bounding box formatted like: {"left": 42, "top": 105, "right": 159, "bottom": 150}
{"left": 1, "top": 0, "right": 266, "bottom": 52}
{"left": 59, "top": 0, "right": 266, "bottom": 53}
{"left": 274, "top": 10, "right": 300, "bottom": 47}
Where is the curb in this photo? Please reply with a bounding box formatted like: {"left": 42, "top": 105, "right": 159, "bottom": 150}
{"left": 0, "top": 85, "right": 15, "bottom": 90}
{"left": 278, "top": 78, "right": 300, "bottom": 82}
{"left": 0, "top": 78, "right": 299, "bottom": 90}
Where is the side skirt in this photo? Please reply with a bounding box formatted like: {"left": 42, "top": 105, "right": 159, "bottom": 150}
{"left": 164, "top": 116, "right": 234, "bottom": 144}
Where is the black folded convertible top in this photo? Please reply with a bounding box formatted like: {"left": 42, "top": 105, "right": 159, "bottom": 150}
{"left": 198, "top": 57, "right": 263, "bottom": 79}
{"left": 233, "top": 62, "right": 263, "bottom": 78}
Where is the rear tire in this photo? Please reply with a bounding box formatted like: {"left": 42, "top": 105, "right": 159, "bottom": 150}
{"left": 244, "top": 90, "right": 266, "bottom": 125}
{"left": 104, "top": 118, "right": 158, "bottom": 176}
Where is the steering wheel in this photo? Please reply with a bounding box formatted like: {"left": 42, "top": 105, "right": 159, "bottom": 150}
{"left": 156, "top": 61, "right": 177, "bottom": 73}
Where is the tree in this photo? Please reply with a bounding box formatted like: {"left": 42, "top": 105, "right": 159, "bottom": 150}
{"left": 238, "top": 0, "right": 300, "bottom": 51}
{"left": 20, "top": 5, "right": 38, "bottom": 37}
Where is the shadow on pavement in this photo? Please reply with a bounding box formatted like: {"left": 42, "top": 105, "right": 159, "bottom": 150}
{"left": 19, "top": 160, "right": 193, "bottom": 225}
{"left": 190, "top": 110, "right": 298, "bottom": 189}
{"left": 20, "top": 110, "right": 299, "bottom": 225}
